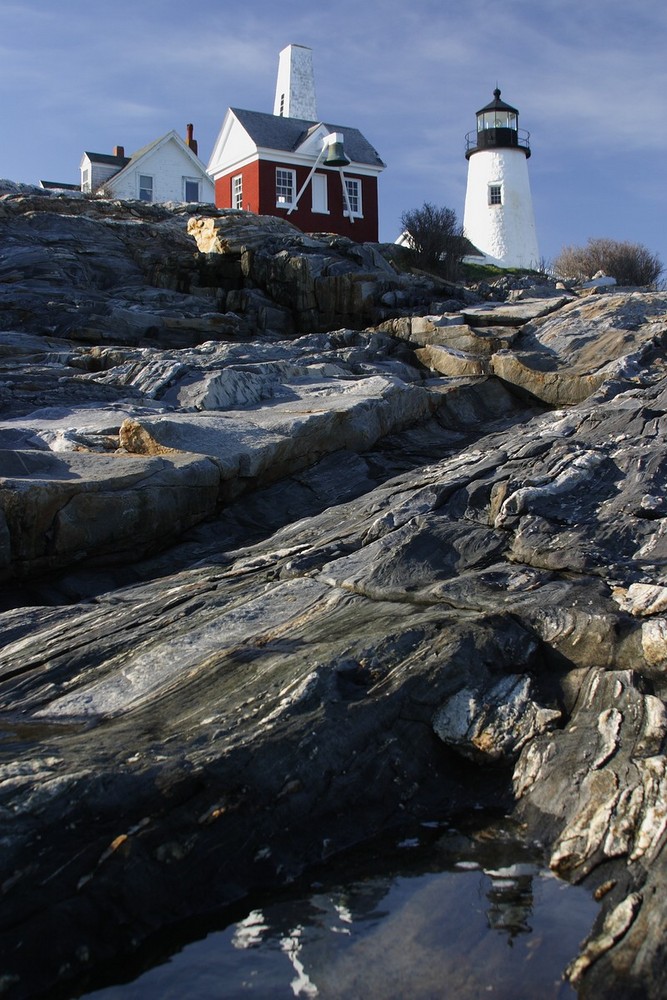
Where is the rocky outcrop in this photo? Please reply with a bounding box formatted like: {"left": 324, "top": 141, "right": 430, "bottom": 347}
{"left": 0, "top": 323, "right": 440, "bottom": 579}
{"left": 0, "top": 191, "right": 242, "bottom": 347}
{"left": 1, "top": 190, "right": 667, "bottom": 998}
{"left": 187, "top": 212, "right": 440, "bottom": 332}
{"left": 490, "top": 292, "right": 667, "bottom": 405}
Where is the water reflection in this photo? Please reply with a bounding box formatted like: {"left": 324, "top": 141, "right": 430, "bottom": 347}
{"left": 83, "top": 820, "right": 598, "bottom": 1000}
{"left": 484, "top": 864, "right": 537, "bottom": 939}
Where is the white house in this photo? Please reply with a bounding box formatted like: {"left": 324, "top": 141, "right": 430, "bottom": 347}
{"left": 80, "top": 125, "right": 214, "bottom": 204}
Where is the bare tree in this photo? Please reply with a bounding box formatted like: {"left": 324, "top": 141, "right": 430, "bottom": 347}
{"left": 400, "top": 202, "right": 466, "bottom": 280}
{"left": 553, "top": 237, "right": 663, "bottom": 287}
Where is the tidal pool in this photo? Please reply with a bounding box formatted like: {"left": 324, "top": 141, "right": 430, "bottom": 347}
{"left": 82, "top": 820, "right": 598, "bottom": 1000}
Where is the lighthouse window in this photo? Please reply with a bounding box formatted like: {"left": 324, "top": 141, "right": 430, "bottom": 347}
{"left": 478, "top": 111, "right": 517, "bottom": 130}
{"left": 489, "top": 185, "right": 502, "bottom": 206}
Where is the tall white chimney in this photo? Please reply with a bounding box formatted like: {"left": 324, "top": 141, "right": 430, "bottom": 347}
{"left": 273, "top": 44, "right": 317, "bottom": 120}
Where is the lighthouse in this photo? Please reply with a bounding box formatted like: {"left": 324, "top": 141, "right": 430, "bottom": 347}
{"left": 463, "top": 88, "right": 539, "bottom": 269}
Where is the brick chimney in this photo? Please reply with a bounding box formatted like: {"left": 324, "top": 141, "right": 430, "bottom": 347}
{"left": 113, "top": 145, "right": 125, "bottom": 158}
{"left": 185, "top": 123, "right": 198, "bottom": 156}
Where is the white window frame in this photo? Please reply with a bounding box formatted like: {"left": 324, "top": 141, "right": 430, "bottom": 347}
{"left": 342, "top": 177, "right": 363, "bottom": 218}
{"left": 275, "top": 167, "right": 296, "bottom": 208}
{"left": 183, "top": 177, "right": 200, "bottom": 202}
{"left": 81, "top": 167, "right": 90, "bottom": 193}
{"left": 232, "top": 174, "right": 243, "bottom": 210}
{"left": 488, "top": 183, "right": 502, "bottom": 206}
{"left": 311, "top": 172, "right": 329, "bottom": 214}
{"left": 139, "top": 174, "right": 154, "bottom": 202}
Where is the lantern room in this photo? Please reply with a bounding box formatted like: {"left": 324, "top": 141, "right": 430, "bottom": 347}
{"left": 465, "top": 88, "right": 530, "bottom": 158}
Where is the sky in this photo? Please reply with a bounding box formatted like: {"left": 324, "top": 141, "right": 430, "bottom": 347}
{"left": 1, "top": 0, "right": 666, "bottom": 272}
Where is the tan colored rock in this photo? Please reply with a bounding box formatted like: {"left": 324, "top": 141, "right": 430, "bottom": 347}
{"left": 415, "top": 344, "right": 486, "bottom": 377}
{"left": 187, "top": 211, "right": 303, "bottom": 255}
{"left": 118, "top": 419, "right": 181, "bottom": 455}
{"left": 490, "top": 349, "right": 611, "bottom": 405}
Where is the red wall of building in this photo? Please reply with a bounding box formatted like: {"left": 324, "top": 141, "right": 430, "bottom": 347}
{"left": 214, "top": 161, "right": 261, "bottom": 212}
{"left": 214, "top": 159, "right": 380, "bottom": 243}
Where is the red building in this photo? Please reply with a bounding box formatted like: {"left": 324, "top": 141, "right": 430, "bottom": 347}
{"left": 207, "top": 45, "right": 385, "bottom": 243}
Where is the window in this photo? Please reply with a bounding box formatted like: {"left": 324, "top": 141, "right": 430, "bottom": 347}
{"left": 81, "top": 168, "right": 90, "bottom": 193}
{"left": 489, "top": 184, "right": 502, "bottom": 206}
{"left": 275, "top": 168, "right": 296, "bottom": 207}
{"left": 183, "top": 177, "right": 200, "bottom": 202}
{"left": 343, "top": 177, "right": 362, "bottom": 217}
{"left": 139, "top": 174, "right": 153, "bottom": 202}
{"left": 232, "top": 174, "right": 243, "bottom": 210}
{"left": 311, "top": 172, "right": 328, "bottom": 214}
{"left": 279, "top": 94, "right": 285, "bottom": 117}
{"left": 478, "top": 111, "right": 516, "bottom": 131}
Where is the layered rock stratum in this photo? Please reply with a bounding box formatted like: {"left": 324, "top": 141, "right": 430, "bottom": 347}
{"left": 1, "top": 185, "right": 666, "bottom": 998}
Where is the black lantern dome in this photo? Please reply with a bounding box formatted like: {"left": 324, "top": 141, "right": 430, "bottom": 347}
{"left": 465, "top": 88, "right": 530, "bottom": 159}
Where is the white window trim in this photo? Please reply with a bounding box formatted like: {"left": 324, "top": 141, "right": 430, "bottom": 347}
{"left": 342, "top": 177, "right": 363, "bottom": 218}
{"left": 275, "top": 167, "right": 296, "bottom": 209}
{"left": 311, "top": 172, "right": 329, "bottom": 215}
{"left": 183, "top": 176, "right": 200, "bottom": 202}
{"left": 232, "top": 174, "right": 243, "bottom": 210}
{"left": 81, "top": 167, "right": 90, "bottom": 193}
{"left": 488, "top": 183, "right": 503, "bottom": 206}
{"left": 138, "top": 174, "right": 154, "bottom": 202}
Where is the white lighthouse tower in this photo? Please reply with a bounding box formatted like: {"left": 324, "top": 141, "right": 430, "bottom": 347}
{"left": 463, "top": 88, "right": 539, "bottom": 269}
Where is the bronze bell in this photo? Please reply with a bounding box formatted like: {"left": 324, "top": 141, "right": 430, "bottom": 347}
{"left": 324, "top": 139, "right": 350, "bottom": 167}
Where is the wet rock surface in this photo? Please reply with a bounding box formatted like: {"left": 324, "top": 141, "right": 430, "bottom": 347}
{"left": 1, "top": 189, "right": 667, "bottom": 998}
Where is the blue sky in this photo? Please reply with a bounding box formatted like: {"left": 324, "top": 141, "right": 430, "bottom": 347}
{"left": 2, "top": 0, "right": 666, "bottom": 271}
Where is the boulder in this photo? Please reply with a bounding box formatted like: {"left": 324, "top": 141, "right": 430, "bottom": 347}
{"left": 0, "top": 449, "right": 220, "bottom": 579}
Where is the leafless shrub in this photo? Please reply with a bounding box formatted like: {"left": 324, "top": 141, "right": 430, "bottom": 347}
{"left": 553, "top": 238, "right": 663, "bottom": 287}
{"left": 400, "top": 202, "right": 466, "bottom": 280}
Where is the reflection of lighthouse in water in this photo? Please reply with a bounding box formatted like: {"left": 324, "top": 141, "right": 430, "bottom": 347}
{"left": 484, "top": 862, "right": 536, "bottom": 939}
{"left": 463, "top": 88, "right": 540, "bottom": 269}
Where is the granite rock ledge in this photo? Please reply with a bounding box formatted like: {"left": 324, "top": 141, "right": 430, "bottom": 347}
{"left": 0, "top": 188, "right": 666, "bottom": 998}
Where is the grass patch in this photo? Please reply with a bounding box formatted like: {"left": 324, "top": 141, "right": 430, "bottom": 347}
{"left": 461, "top": 263, "right": 545, "bottom": 282}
